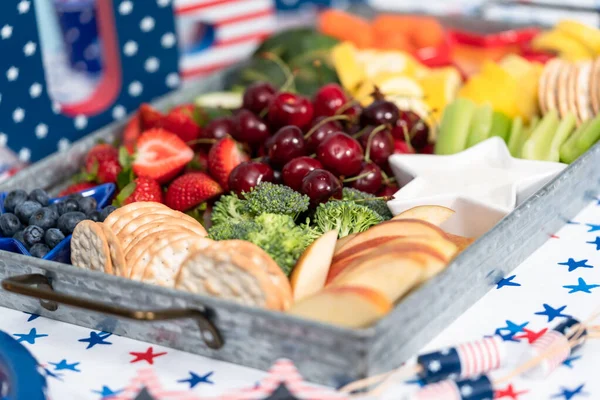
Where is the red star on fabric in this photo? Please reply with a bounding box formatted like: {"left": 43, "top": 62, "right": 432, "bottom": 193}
{"left": 495, "top": 384, "right": 528, "bottom": 399}
{"left": 129, "top": 347, "right": 167, "bottom": 365}
{"left": 551, "top": 235, "right": 560, "bottom": 239}
{"left": 514, "top": 327, "right": 548, "bottom": 344}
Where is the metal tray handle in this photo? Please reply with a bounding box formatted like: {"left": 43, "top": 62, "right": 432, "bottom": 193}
{"left": 1, "top": 273, "right": 223, "bottom": 349}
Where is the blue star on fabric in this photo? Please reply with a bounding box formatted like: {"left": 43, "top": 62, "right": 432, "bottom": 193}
{"left": 552, "top": 384, "right": 586, "bottom": 399}
{"left": 563, "top": 278, "right": 600, "bottom": 294}
{"left": 44, "top": 367, "right": 62, "bottom": 381}
{"left": 177, "top": 371, "right": 214, "bottom": 388}
{"left": 535, "top": 304, "right": 571, "bottom": 322}
{"left": 563, "top": 356, "right": 582, "bottom": 368}
{"left": 496, "top": 275, "right": 521, "bottom": 289}
{"left": 558, "top": 258, "right": 593, "bottom": 272}
{"left": 78, "top": 331, "right": 112, "bottom": 349}
{"left": 13, "top": 328, "right": 48, "bottom": 344}
{"left": 49, "top": 359, "right": 81, "bottom": 372}
{"left": 567, "top": 220, "right": 580, "bottom": 225}
{"left": 92, "top": 386, "right": 122, "bottom": 398}
{"left": 23, "top": 312, "right": 39, "bottom": 322}
{"left": 586, "top": 223, "right": 600, "bottom": 232}
{"left": 495, "top": 320, "right": 528, "bottom": 336}
{"left": 586, "top": 237, "right": 600, "bottom": 250}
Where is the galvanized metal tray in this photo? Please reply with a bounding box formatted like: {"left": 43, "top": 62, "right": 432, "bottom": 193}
{"left": 1, "top": 63, "right": 599, "bottom": 388}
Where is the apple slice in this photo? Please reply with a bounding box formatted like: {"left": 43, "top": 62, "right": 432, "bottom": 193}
{"left": 329, "top": 252, "right": 426, "bottom": 303}
{"left": 290, "top": 230, "right": 338, "bottom": 302}
{"left": 287, "top": 286, "right": 392, "bottom": 328}
{"left": 445, "top": 233, "right": 475, "bottom": 253}
{"left": 335, "top": 233, "right": 357, "bottom": 252}
{"left": 392, "top": 205, "right": 455, "bottom": 226}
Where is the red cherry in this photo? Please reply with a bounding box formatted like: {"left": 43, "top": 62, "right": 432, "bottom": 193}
{"left": 360, "top": 99, "right": 400, "bottom": 127}
{"left": 394, "top": 140, "right": 415, "bottom": 154}
{"left": 267, "top": 126, "right": 306, "bottom": 168}
{"left": 305, "top": 116, "right": 342, "bottom": 152}
{"left": 199, "top": 117, "right": 235, "bottom": 149}
{"left": 350, "top": 162, "right": 383, "bottom": 194}
{"left": 313, "top": 83, "right": 348, "bottom": 118}
{"left": 393, "top": 111, "right": 429, "bottom": 151}
{"left": 282, "top": 156, "right": 323, "bottom": 192}
{"left": 268, "top": 92, "right": 314, "bottom": 131}
{"left": 359, "top": 126, "right": 394, "bottom": 167}
{"left": 317, "top": 132, "right": 364, "bottom": 177}
{"left": 232, "top": 109, "right": 270, "bottom": 145}
{"left": 378, "top": 184, "right": 399, "bottom": 197}
{"left": 228, "top": 161, "right": 275, "bottom": 194}
{"left": 301, "top": 169, "right": 343, "bottom": 206}
{"left": 421, "top": 143, "right": 435, "bottom": 154}
{"left": 242, "top": 82, "right": 277, "bottom": 115}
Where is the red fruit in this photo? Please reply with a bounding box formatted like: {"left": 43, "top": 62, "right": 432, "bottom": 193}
{"left": 282, "top": 156, "right": 323, "bottom": 192}
{"left": 133, "top": 128, "right": 194, "bottom": 184}
{"left": 96, "top": 158, "right": 122, "bottom": 184}
{"left": 166, "top": 172, "right": 223, "bottom": 211}
{"left": 305, "top": 116, "right": 342, "bottom": 152}
{"left": 313, "top": 83, "right": 347, "bottom": 118}
{"left": 393, "top": 111, "right": 429, "bottom": 151}
{"left": 350, "top": 162, "right": 382, "bottom": 194}
{"left": 208, "top": 137, "right": 250, "bottom": 191}
{"left": 139, "top": 103, "right": 162, "bottom": 130}
{"left": 316, "top": 132, "right": 364, "bottom": 177}
{"left": 185, "top": 151, "right": 209, "bottom": 173}
{"left": 359, "top": 126, "right": 394, "bottom": 167}
{"left": 121, "top": 177, "right": 164, "bottom": 205}
{"left": 85, "top": 144, "right": 118, "bottom": 172}
{"left": 268, "top": 92, "right": 314, "bottom": 131}
{"left": 267, "top": 126, "right": 306, "bottom": 168}
{"left": 233, "top": 109, "right": 270, "bottom": 145}
{"left": 242, "top": 82, "right": 277, "bottom": 115}
{"left": 228, "top": 161, "right": 275, "bottom": 194}
{"left": 301, "top": 169, "right": 343, "bottom": 206}
{"left": 378, "top": 184, "right": 399, "bottom": 197}
{"left": 160, "top": 105, "right": 201, "bottom": 143}
{"left": 123, "top": 113, "right": 142, "bottom": 153}
{"left": 360, "top": 99, "right": 400, "bottom": 127}
{"left": 202, "top": 117, "right": 236, "bottom": 142}
{"left": 421, "top": 143, "right": 435, "bottom": 154}
{"left": 393, "top": 140, "right": 415, "bottom": 154}
{"left": 59, "top": 182, "right": 96, "bottom": 197}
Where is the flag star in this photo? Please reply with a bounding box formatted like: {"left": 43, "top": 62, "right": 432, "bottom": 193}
{"left": 123, "top": 40, "right": 138, "bottom": 56}
{"left": 1, "top": 25, "right": 13, "bottom": 39}
{"left": 29, "top": 83, "right": 42, "bottom": 98}
{"left": 92, "top": 386, "right": 122, "bottom": 397}
{"left": 57, "top": 138, "right": 71, "bottom": 152}
{"left": 558, "top": 258, "right": 593, "bottom": 272}
{"left": 49, "top": 359, "right": 81, "bottom": 372}
{"left": 13, "top": 108, "right": 25, "bottom": 123}
{"left": 535, "top": 304, "right": 571, "bottom": 322}
{"left": 35, "top": 123, "right": 48, "bottom": 139}
{"left": 427, "top": 360, "right": 441, "bottom": 372}
{"left": 495, "top": 384, "right": 528, "bottom": 399}
{"left": 161, "top": 32, "right": 176, "bottom": 48}
{"left": 177, "top": 371, "right": 214, "bottom": 388}
{"left": 563, "top": 355, "right": 582, "bottom": 368}
{"left": 166, "top": 72, "right": 180, "bottom": 88}
{"left": 440, "top": 348, "right": 451, "bottom": 355}
{"left": 460, "top": 385, "right": 473, "bottom": 397}
{"left": 78, "top": 331, "right": 112, "bottom": 349}
{"left": 563, "top": 277, "right": 600, "bottom": 294}
{"left": 112, "top": 105, "right": 126, "bottom": 120}
{"left": 0, "top": 133, "right": 7, "bottom": 147}
{"left": 74, "top": 115, "right": 88, "bottom": 130}
{"left": 6, "top": 66, "right": 19, "bottom": 81}
{"left": 129, "top": 346, "right": 167, "bottom": 364}
{"left": 13, "top": 328, "right": 47, "bottom": 344}
{"left": 157, "top": 0, "right": 171, "bottom": 6}
{"left": 144, "top": 57, "right": 160, "bottom": 73}
{"left": 17, "top": 0, "right": 30, "bottom": 14}
{"left": 23, "top": 41, "right": 36, "bottom": 56}
{"left": 551, "top": 384, "right": 586, "bottom": 399}
{"left": 118, "top": 0, "right": 133, "bottom": 15}
{"left": 128, "top": 81, "right": 143, "bottom": 97}
{"left": 140, "top": 16, "right": 155, "bottom": 32}
{"left": 515, "top": 327, "right": 548, "bottom": 344}
{"left": 496, "top": 274, "right": 521, "bottom": 289}
{"left": 587, "top": 236, "right": 600, "bottom": 250}
{"left": 18, "top": 148, "right": 30, "bottom": 162}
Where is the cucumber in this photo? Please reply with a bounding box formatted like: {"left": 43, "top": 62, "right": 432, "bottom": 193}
{"left": 521, "top": 110, "right": 560, "bottom": 161}
{"left": 435, "top": 98, "right": 477, "bottom": 155}
{"left": 466, "top": 103, "right": 494, "bottom": 148}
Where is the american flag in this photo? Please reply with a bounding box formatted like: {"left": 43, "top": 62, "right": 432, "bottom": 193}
{"left": 412, "top": 375, "right": 494, "bottom": 400}
{"left": 174, "top": 0, "right": 276, "bottom": 79}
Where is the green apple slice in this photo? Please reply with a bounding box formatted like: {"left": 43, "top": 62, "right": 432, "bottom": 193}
{"left": 521, "top": 110, "right": 560, "bottom": 161}
{"left": 195, "top": 91, "right": 243, "bottom": 109}
{"left": 466, "top": 103, "right": 493, "bottom": 148}
{"left": 435, "top": 98, "right": 477, "bottom": 155}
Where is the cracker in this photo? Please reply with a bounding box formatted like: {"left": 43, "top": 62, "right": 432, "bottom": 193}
{"left": 99, "top": 223, "right": 126, "bottom": 277}
{"left": 544, "top": 59, "right": 563, "bottom": 113}
{"left": 575, "top": 61, "right": 593, "bottom": 123}
{"left": 175, "top": 247, "right": 281, "bottom": 310}
{"left": 103, "top": 202, "right": 167, "bottom": 231}
{"left": 591, "top": 58, "right": 600, "bottom": 116}
{"left": 117, "top": 210, "right": 205, "bottom": 245}
{"left": 141, "top": 236, "right": 213, "bottom": 287}
{"left": 557, "top": 63, "right": 572, "bottom": 118}
{"left": 123, "top": 222, "right": 200, "bottom": 255}
{"left": 71, "top": 220, "right": 112, "bottom": 274}
{"left": 539, "top": 59, "right": 561, "bottom": 114}
{"left": 567, "top": 63, "right": 580, "bottom": 122}
{"left": 211, "top": 240, "right": 293, "bottom": 311}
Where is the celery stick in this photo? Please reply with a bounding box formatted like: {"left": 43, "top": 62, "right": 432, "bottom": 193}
{"left": 521, "top": 110, "right": 560, "bottom": 160}
{"left": 546, "top": 113, "right": 576, "bottom": 162}
{"left": 560, "top": 119, "right": 592, "bottom": 164}
{"left": 490, "top": 111, "right": 512, "bottom": 142}
{"left": 466, "top": 104, "right": 494, "bottom": 148}
{"left": 528, "top": 115, "right": 540, "bottom": 132}
{"left": 507, "top": 117, "right": 523, "bottom": 157}
{"left": 435, "top": 98, "right": 477, "bottom": 155}
{"left": 575, "top": 114, "right": 600, "bottom": 155}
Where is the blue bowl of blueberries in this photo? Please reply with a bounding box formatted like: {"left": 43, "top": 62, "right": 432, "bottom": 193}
{"left": 0, "top": 184, "right": 116, "bottom": 263}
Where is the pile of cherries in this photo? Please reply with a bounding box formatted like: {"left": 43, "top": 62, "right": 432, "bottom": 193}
{"left": 200, "top": 81, "right": 431, "bottom": 206}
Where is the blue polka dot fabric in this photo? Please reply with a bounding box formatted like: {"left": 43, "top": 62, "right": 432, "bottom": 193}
{"left": 0, "top": 0, "right": 179, "bottom": 163}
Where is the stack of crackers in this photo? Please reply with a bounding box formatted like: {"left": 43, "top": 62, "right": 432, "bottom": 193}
{"left": 70, "top": 202, "right": 292, "bottom": 311}
{"left": 539, "top": 58, "right": 600, "bottom": 125}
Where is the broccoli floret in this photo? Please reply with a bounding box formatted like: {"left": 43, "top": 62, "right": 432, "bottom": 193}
{"left": 211, "top": 193, "right": 251, "bottom": 226}
{"left": 243, "top": 182, "right": 309, "bottom": 219}
{"left": 246, "top": 213, "right": 314, "bottom": 275}
{"left": 312, "top": 200, "right": 383, "bottom": 238}
{"left": 342, "top": 187, "right": 393, "bottom": 220}
{"left": 208, "top": 220, "right": 259, "bottom": 241}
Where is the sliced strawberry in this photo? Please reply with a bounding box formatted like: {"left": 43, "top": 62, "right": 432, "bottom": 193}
{"left": 165, "top": 172, "right": 223, "bottom": 211}
{"left": 160, "top": 104, "right": 201, "bottom": 144}
{"left": 115, "top": 176, "right": 164, "bottom": 206}
{"left": 133, "top": 128, "right": 194, "bottom": 184}
{"left": 59, "top": 182, "right": 96, "bottom": 197}
{"left": 123, "top": 113, "right": 142, "bottom": 154}
{"left": 139, "top": 103, "right": 163, "bottom": 130}
{"left": 208, "top": 137, "right": 249, "bottom": 191}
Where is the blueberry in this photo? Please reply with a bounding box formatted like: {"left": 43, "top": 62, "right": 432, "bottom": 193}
{"left": 46, "top": 204, "right": 59, "bottom": 219}
{"left": 77, "top": 197, "right": 97, "bottom": 215}
{"left": 28, "top": 189, "right": 50, "bottom": 206}
{"left": 100, "top": 205, "right": 117, "bottom": 221}
{"left": 15, "top": 201, "right": 42, "bottom": 224}
{"left": 88, "top": 210, "right": 102, "bottom": 222}
{"left": 56, "top": 199, "right": 79, "bottom": 215}
{"left": 3, "top": 190, "right": 28, "bottom": 213}
{"left": 0, "top": 213, "right": 22, "bottom": 237}
{"left": 57, "top": 211, "right": 87, "bottom": 235}
{"left": 28, "top": 208, "right": 58, "bottom": 230}
{"left": 30, "top": 243, "right": 50, "bottom": 258}
{"left": 44, "top": 228, "right": 65, "bottom": 249}
{"left": 23, "top": 225, "right": 44, "bottom": 247}
{"left": 67, "top": 192, "right": 83, "bottom": 200}
{"left": 12, "top": 230, "right": 26, "bottom": 247}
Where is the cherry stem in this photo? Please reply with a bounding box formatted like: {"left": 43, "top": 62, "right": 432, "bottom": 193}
{"left": 343, "top": 171, "right": 373, "bottom": 183}
{"left": 380, "top": 170, "right": 396, "bottom": 185}
{"left": 351, "top": 126, "right": 370, "bottom": 139}
{"left": 335, "top": 98, "right": 359, "bottom": 116}
{"left": 401, "top": 124, "right": 414, "bottom": 153}
{"left": 262, "top": 52, "right": 296, "bottom": 93}
{"left": 186, "top": 138, "right": 217, "bottom": 145}
{"left": 308, "top": 153, "right": 317, "bottom": 158}
{"left": 333, "top": 195, "right": 394, "bottom": 203}
{"left": 304, "top": 115, "right": 349, "bottom": 139}
{"left": 259, "top": 106, "right": 269, "bottom": 119}
{"left": 364, "top": 125, "right": 388, "bottom": 163}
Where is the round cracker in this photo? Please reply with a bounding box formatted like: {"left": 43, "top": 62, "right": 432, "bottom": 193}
{"left": 103, "top": 202, "right": 167, "bottom": 231}
{"left": 590, "top": 58, "right": 600, "bottom": 116}
{"left": 567, "top": 63, "right": 580, "bottom": 122}
{"left": 71, "top": 220, "right": 112, "bottom": 274}
{"left": 557, "top": 63, "right": 573, "bottom": 119}
{"left": 117, "top": 210, "right": 205, "bottom": 244}
{"left": 544, "top": 59, "right": 563, "bottom": 114}
{"left": 175, "top": 247, "right": 281, "bottom": 310}
{"left": 124, "top": 222, "right": 200, "bottom": 255}
{"left": 539, "top": 59, "right": 561, "bottom": 114}
{"left": 211, "top": 240, "right": 293, "bottom": 311}
{"left": 575, "top": 61, "right": 593, "bottom": 123}
{"left": 98, "top": 223, "right": 127, "bottom": 277}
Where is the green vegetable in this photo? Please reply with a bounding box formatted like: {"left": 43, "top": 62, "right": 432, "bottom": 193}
{"left": 342, "top": 188, "right": 393, "bottom": 220}
{"left": 507, "top": 116, "right": 524, "bottom": 157}
{"left": 312, "top": 200, "right": 383, "bottom": 239}
{"left": 560, "top": 115, "right": 600, "bottom": 163}
{"left": 207, "top": 220, "right": 259, "bottom": 241}
{"left": 521, "top": 110, "right": 561, "bottom": 161}
{"left": 243, "top": 182, "right": 309, "bottom": 219}
{"left": 211, "top": 193, "right": 252, "bottom": 226}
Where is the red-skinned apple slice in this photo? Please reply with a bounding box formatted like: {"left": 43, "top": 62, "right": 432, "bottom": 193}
{"left": 392, "top": 205, "right": 455, "bottom": 226}
{"left": 445, "top": 233, "right": 475, "bottom": 253}
{"left": 335, "top": 233, "right": 357, "bottom": 252}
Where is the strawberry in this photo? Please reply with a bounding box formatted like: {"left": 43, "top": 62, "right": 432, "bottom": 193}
{"left": 165, "top": 172, "right": 223, "bottom": 211}
{"left": 59, "top": 182, "right": 96, "bottom": 197}
{"left": 208, "top": 137, "right": 249, "bottom": 191}
{"left": 85, "top": 144, "right": 118, "bottom": 172}
{"left": 82, "top": 144, "right": 122, "bottom": 184}
{"left": 96, "top": 158, "right": 122, "bottom": 184}
{"left": 185, "top": 151, "right": 209, "bottom": 173}
{"left": 133, "top": 128, "right": 194, "bottom": 184}
{"left": 115, "top": 177, "right": 164, "bottom": 206}
{"left": 139, "top": 103, "right": 163, "bottom": 130}
{"left": 123, "top": 113, "right": 142, "bottom": 154}
{"left": 160, "top": 104, "right": 201, "bottom": 144}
